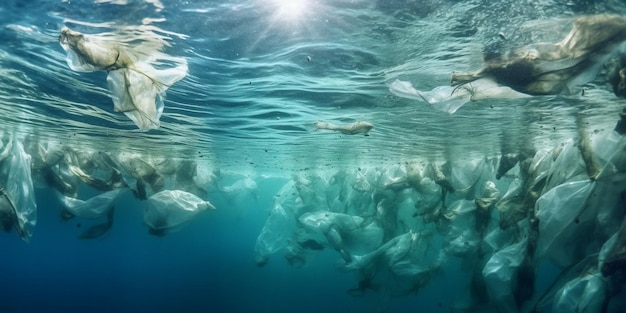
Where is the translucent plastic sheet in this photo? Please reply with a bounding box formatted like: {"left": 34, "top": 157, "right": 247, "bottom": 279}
{"left": 552, "top": 272, "right": 607, "bottom": 313}
{"left": 299, "top": 211, "right": 366, "bottom": 262}
{"left": 254, "top": 181, "right": 303, "bottom": 265}
{"left": 254, "top": 203, "right": 296, "bottom": 266}
{"left": 535, "top": 180, "right": 595, "bottom": 267}
{"left": 219, "top": 177, "right": 258, "bottom": 204}
{"left": 0, "top": 138, "right": 37, "bottom": 241}
{"left": 441, "top": 200, "right": 481, "bottom": 256}
{"left": 59, "top": 27, "right": 188, "bottom": 130}
{"left": 144, "top": 189, "right": 215, "bottom": 236}
{"left": 389, "top": 78, "right": 530, "bottom": 114}
{"left": 482, "top": 237, "right": 528, "bottom": 313}
{"left": 543, "top": 140, "right": 588, "bottom": 192}
{"left": 56, "top": 188, "right": 125, "bottom": 219}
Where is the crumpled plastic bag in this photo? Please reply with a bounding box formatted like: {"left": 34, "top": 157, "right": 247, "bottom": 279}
{"left": 299, "top": 211, "right": 365, "bottom": 262}
{"left": 535, "top": 180, "right": 596, "bottom": 267}
{"left": 293, "top": 172, "right": 328, "bottom": 211}
{"left": 0, "top": 138, "right": 37, "bottom": 241}
{"left": 598, "top": 216, "right": 626, "bottom": 276}
{"left": 552, "top": 271, "right": 607, "bottom": 313}
{"left": 389, "top": 78, "right": 530, "bottom": 114}
{"left": 384, "top": 230, "right": 438, "bottom": 277}
{"left": 447, "top": 159, "right": 491, "bottom": 198}
{"left": 543, "top": 140, "right": 588, "bottom": 192}
{"left": 442, "top": 200, "right": 481, "bottom": 256}
{"left": 59, "top": 27, "right": 187, "bottom": 130}
{"left": 219, "top": 177, "right": 258, "bottom": 204}
{"left": 343, "top": 230, "right": 442, "bottom": 297}
{"left": 144, "top": 190, "right": 215, "bottom": 236}
{"left": 254, "top": 203, "right": 296, "bottom": 266}
{"left": 56, "top": 188, "right": 125, "bottom": 219}
{"left": 482, "top": 237, "right": 528, "bottom": 313}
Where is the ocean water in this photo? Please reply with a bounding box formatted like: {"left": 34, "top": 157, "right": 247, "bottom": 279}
{"left": 1, "top": 0, "right": 626, "bottom": 312}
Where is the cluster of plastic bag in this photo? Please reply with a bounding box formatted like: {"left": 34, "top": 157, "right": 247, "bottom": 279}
{"left": 0, "top": 134, "right": 237, "bottom": 239}
{"left": 1, "top": 120, "right": 625, "bottom": 311}
{"left": 255, "top": 127, "right": 626, "bottom": 311}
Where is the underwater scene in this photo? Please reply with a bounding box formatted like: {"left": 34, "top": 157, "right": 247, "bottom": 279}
{"left": 1, "top": 0, "right": 626, "bottom": 312}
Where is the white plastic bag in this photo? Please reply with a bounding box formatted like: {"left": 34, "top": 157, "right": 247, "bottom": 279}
{"left": 482, "top": 238, "right": 528, "bottom": 313}
{"left": 254, "top": 203, "right": 296, "bottom": 266}
{"left": 0, "top": 138, "right": 37, "bottom": 241}
{"left": 144, "top": 190, "right": 215, "bottom": 235}
{"left": 57, "top": 188, "right": 125, "bottom": 219}
{"left": 535, "top": 180, "right": 595, "bottom": 267}
{"left": 299, "top": 211, "right": 367, "bottom": 262}
{"left": 552, "top": 272, "right": 607, "bottom": 313}
{"left": 59, "top": 27, "right": 187, "bottom": 130}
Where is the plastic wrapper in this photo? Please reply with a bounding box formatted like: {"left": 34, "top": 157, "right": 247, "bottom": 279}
{"left": 144, "top": 189, "right": 215, "bottom": 236}
{"left": 0, "top": 138, "right": 37, "bottom": 241}
{"left": 535, "top": 180, "right": 595, "bottom": 267}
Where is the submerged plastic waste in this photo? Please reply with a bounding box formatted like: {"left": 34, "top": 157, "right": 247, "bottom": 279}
{"left": 391, "top": 14, "right": 626, "bottom": 113}
{"left": 59, "top": 27, "right": 188, "bottom": 130}
{"left": 144, "top": 189, "right": 216, "bottom": 236}
{"left": 0, "top": 137, "right": 37, "bottom": 241}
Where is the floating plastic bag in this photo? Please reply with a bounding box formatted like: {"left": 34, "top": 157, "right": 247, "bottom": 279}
{"left": 389, "top": 79, "right": 471, "bottom": 114}
{"left": 254, "top": 180, "right": 307, "bottom": 266}
{"left": 219, "top": 177, "right": 258, "bottom": 204}
{"left": 293, "top": 172, "right": 328, "bottom": 211}
{"left": 598, "top": 216, "right": 626, "bottom": 276}
{"left": 254, "top": 203, "right": 296, "bottom": 266}
{"left": 482, "top": 237, "right": 528, "bottom": 313}
{"left": 57, "top": 188, "right": 125, "bottom": 219}
{"left": 543, "top": 140, "right": 588, "bottom": 192}
{"left": 107, "top": 68, "right": 164, "bottom": 130}
{"left": 389, "top": 78, "right": 530, "bottom": 114}
{"left": 442, "top": 200, "right": 481, "bottom": 256}
{"left": 299, "top": 211, "right": 365, "bottom": 262}
{"left": 144, "top": 190, "right": 215, "bottom": 236}
{"left": 535, "top": 180, "right": 595, "bottom": 267}
{"left": 552, "top": 271, "right": 607, "bottom": 313}
{"left": 59, "top": 27, "right": 188, "bottom": 130}
{"left": 0, "top": 138, "right": 37, "bottom": 241}
{"left": 385, "top": 230, "right": 437, "bottom": 277}
{"left": 57, "top": 189, "right": 125, "bottom": 239}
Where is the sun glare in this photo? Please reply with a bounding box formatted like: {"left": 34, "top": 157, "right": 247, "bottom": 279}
{"left": 273, "top": 0, "right": 308, "bottom": 21}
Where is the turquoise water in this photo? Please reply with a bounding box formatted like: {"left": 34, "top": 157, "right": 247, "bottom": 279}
{"left": 1, "top": 0, "right": 626, "bottom": 312}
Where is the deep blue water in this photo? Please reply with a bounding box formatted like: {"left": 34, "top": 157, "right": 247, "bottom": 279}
{"left": 0, "top": 179, "right": 428, "bottom": 313}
